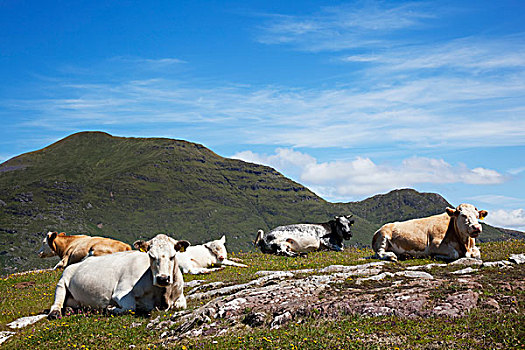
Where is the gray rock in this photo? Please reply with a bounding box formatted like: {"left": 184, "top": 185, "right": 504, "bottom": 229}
{"left": 394, "top": 271, "right": 434, "bottom": 279}
{"left": 242, "top": 312, "right": 266, "bottom": 327}
{"left": 270, "top": 311, "right": 292, "bottom": 329}
{"left": 0, "top": 331, "right": 15, "bottom": 345}
{"left": 356, "top": 272, "right": 394, "bottom": 285}
{"left": 451, "top": 267, "right": 479, "bottom": 275}
{"left": 449, "top": 258, "right": 483, "bottom": 266}
{"left": 406, "top": 263, "right": 447, "bottom": 270}
{"left": 509, "top": 254, "right": 525, "bottom": 264}
{"left": 482, "top": 260, "right": 513, "bottom": 268}
{"left": 483, "top": 298, "right": 500, "bottom": 310}
{"left": 7, "top": 314, "right": 47, "bottom": 329}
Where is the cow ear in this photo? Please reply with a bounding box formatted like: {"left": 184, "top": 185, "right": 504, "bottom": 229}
{"left": 174, "top": 240, "right": 190, "bottom": 252}
{"left": 133, "top": 240, "right": 150, "bottom": 252}
{"left": 47, "top": 231, "right": 58, "bottom": 242}
{"left": 479, "top": 210, "right": 488, "bottom": 220}
{"left": 446, "top": 207, "right": 457, "bottom": 216}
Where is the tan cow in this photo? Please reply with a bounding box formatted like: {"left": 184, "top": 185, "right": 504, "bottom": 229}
{"left": 372, "top": 204, "right": 488, "bottom": 261}
{"left": 38, "top": 231, "right": 131, "bottom": 269}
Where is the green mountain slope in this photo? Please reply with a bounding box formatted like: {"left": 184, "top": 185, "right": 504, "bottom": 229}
{"left": 0, "top": 132, "right": 517, "bottom": 274}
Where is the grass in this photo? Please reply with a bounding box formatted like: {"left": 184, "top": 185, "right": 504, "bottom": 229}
{"left": 1, "top": 241, "right": 524, "bottom": 349}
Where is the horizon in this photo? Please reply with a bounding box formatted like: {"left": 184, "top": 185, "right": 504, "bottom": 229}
{"left": 1, "top": 1, "right": 524, "bottom": 230}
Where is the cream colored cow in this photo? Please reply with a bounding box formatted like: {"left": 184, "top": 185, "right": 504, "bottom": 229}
{"left": 48, "top": 234, "right": 189, "bottom": 319}
{"left": 372, "top": 204, "right": 488, "bottom": 261}
{"left": 176, "top": 235, "right": 248, "bottom": 274}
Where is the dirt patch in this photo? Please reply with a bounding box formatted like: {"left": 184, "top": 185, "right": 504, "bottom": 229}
{"left": 13, "top": 281, "right": 35, "bottom": 289}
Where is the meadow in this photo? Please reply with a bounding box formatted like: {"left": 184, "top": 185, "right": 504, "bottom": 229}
{"left": 1, "top": 241, "right": 524, "bottom": 349}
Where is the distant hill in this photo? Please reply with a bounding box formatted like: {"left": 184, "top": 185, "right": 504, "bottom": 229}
{"left": 0, "top": 132, "right": 518, "bottom": 274}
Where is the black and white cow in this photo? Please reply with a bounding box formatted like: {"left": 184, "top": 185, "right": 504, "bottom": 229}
{"left": 254, "top": 215, "right": 354, "bottom": 256}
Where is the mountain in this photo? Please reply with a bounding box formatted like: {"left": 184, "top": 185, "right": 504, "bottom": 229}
{"left": 0, "top": 132, "right": 518, "bottom": 274}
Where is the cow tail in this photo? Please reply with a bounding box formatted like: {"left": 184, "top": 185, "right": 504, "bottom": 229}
{"left": 254, "top": 229, "right": 264, "bottom": 246}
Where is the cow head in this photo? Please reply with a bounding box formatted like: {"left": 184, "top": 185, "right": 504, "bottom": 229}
{"left": 446, "top": 204, "right": 488, "bottom": 240}
{"left": 334, "top": 215, "right": 355, "bottom": 241}
{"left": 37, "top": 231, "right": 62, "bottom": 258}
{"left": 204, "top": 235, "right": 228, "bottom": 262}
{"left": 133, "top": 234, "right": 190, "bottom": 287}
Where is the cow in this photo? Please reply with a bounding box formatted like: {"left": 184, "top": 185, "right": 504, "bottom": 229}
{"left": 177, "top": 235, "right": 248, "bottom": 274}
{"left": 47, "top": 234, "right": 190, "bottom": 319}
{"left": 38, "top": 231, "right": 131, "bottom": 269}
{"left": 372, "top": 203, "right": 488, "bottom": 262}
{"left": 254, "top": 215, "right": 354, "bottom": 256}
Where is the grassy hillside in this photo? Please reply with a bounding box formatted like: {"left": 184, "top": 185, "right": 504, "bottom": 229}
{"left": 0, "top": 132, "right": 517, "bottom": 275}
{"left": 0, "top": 132, "right": 377, "bottom": 274}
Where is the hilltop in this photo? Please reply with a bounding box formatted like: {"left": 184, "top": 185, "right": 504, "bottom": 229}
{"left": 0, "top": 132, "right": 516, "bottom": 274}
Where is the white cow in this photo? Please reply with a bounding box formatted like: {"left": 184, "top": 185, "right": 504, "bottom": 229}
{"left": 177, "top": 235, "right": 248, "bottom": 274}
{"left": 372, "top": 204, "right": 488, "bottom": 261}
{"left": 255, "top": 215, "right": 354, "bottom": 257}
{"left": 48, "top": 234, "right": 189, "bottom": 319}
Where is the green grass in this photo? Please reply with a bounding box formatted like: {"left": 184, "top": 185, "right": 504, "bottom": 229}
{"left": 1, "top": 241, "right": 524, "bottom": 349}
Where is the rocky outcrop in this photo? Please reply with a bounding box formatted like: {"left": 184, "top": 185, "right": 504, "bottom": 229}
{"left": 152, "top": 256, "right": 523, "bottom": 344}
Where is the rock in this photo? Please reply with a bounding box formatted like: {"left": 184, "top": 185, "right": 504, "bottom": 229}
{"left": 451, "top": 267, "right": 479, "bottom": 275}
{"left": 0, "top": 331, "right": 15, "bottom": 345}
{"left": 509, "top": 254, "right": 525, "bottom": 264}
{"left": 483, "top": 298, "right": 500, "bottom": 310}
{"left": 270, "top": 311, "right": 292, "bottom": 329}
{"left": 361, "top": 306, "right": 394, "bottom": 317}
{"left": 406, "top": 263, "right": 447, "bottom": 271}
{"left": 184, "top": 280, "right": 207, "bottom": 288}
{"left": 7, "top": 314, "right": 47, "bottom": 329}
{"left": 356, "top": 272, "right": 394, "bottom": 285}
{"left": 449, "top": 258, "right": 483, "bottom": 266}
{"left": 483, "top": 260, "right": 513, "bottom": 268}
{"left": 394, "top": 271, "right": 434, "bottom": 279}
{"left": 242, "top": 312, "right": 266, "bottom": 327}
{"left": 433, "top": 290, "right": 479, "bottom": 317}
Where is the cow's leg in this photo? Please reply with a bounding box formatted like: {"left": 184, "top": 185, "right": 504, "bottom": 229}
{"left": 468, "top": 246, "right": 481, "bottom": 259}
{"left": 110, "top": 291, "right": 136, "bottom": 314}
{"left": 53, "top": 257, "right": 68, "bottom": 270}
{"left": 372, "top": 233, "right": 398, "bottom": 262}
{"left": 173, "top": 293, "right": 187, "bottom": 309}
{"left": 465, "top": 238, "right": 481, "bottom": 259}
{"left": 434, "top": 249, "right": 460, "bottom": 261}
{"left": 277, "top": 242, "right": 300, "bottom": 257}
{"left": 48, "top": 277, "right": 69, "bottom": 319}
{"left": 320, "top": 238, "right": 343, "bottom": 252}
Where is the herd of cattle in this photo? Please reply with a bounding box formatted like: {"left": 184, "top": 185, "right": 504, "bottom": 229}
{"left": 38, "top": 203, "right": 488, "bottom": 319}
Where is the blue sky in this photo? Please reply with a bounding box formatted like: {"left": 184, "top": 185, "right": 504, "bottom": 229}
{"left": 1, "top": 1, "right": 524, "bottom": 230}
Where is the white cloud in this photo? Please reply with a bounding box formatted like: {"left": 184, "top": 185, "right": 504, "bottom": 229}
{"left": 233, "top": 149, "right": 505, "bottom": 200}
{"left": 486, "top": 208, "right": 525, "bottom": 231}
{"left": 257, "top": 2, "right": 434, "bottom": 51}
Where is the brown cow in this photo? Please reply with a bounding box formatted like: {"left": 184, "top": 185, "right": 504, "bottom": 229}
{"left": 372, "top": 203, "right": 488, "bottom": 261}
{"left": 38, "top": 231, "right": 131, "bottom": 269}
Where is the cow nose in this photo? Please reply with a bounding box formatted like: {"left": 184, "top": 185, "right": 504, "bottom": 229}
{"left": 156, "top": 275, "right": 171, "bottom": 286}
{"left": 472, "top": 224, "right": 482, "bottom": 232}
